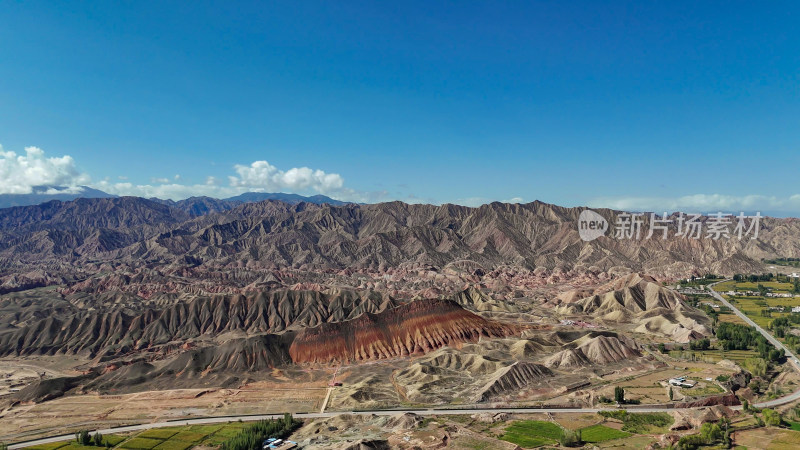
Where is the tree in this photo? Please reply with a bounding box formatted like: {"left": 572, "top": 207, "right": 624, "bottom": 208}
{"left": 669, "top": 387, "right": 674, "bottom": 401}
{"left": 76, "top": 430, "right": 91, "bottom": 446}
{"left": 763, "top": 408, "right": 782, "bottom": 426}
{"left": 718, "top": 416, "right": 731, "bottom": 431}
{"left": 744, "top": 357, "right": 768, "bottom": 377}
{"left": 690, "top": 338, "right": 711, "bottom": 350}
{"left": 658, "top": 343, "right": 667, "bottom": 354}
{"left": 220, "top": 415, "right": 301, "bottom": 450}
{"left": 93, "top": 432, "right": 104, "bottom": 447}
{"left": 677, "top": 434, "right": 705, "bottom": 449}
{"left": 769, "top": 348, "right": 784, "bottom": 362}
{"left": 742, "top": 398, "right": 750, "bottom": 412}
{"left": 614, "top": 386, "right": 625, "bottom": 404}
{"left": 700, "top": 423, "right": 722, "bottom": 444}
{"left": 560, "top": 429, "right": 582, "bottom": 447}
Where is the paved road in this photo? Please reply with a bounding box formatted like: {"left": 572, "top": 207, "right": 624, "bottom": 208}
{"left": 3, "top": 405, "right": 703, "bottom": 449}
{"left": 10, "top": 281, "right": 800, "bottom": 449}
{"left": 708, "top": 280, "right": 800, "bottom": 408}
{"left": 708, "top": 281, "right": 800, "bottom": 370}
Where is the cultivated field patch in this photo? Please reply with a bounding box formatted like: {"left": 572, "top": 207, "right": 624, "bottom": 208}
{"left": 579, "top": 424, "right": 631, "bottom": 443}
{"left": 500, "top": 420, "right": 564, "bottom": 448}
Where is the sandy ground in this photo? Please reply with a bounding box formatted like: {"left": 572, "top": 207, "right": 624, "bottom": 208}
{"left": 0, "top": 381, "right": 328, "bottom": 443}
{"left": 0, "top": 357, "right": 85, "bottom": 398}
{"left": 0, "top": 347, "right": 741, "bottom": 444}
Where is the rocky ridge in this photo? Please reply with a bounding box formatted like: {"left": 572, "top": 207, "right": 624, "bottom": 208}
{"left": 288, "top": 299, "right": 517, "bottom": 364}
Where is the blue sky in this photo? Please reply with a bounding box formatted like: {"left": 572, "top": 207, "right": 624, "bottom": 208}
{"left": 1, "top": 1, "right": 799, "bottom": 213}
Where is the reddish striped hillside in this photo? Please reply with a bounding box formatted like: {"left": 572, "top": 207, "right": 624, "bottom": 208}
{"left": 289, "top": 298, "right": 517, "bottom": 364}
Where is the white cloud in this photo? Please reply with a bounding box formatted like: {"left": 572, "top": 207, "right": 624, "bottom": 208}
{"left": 229, "top": 160, "right": 344, "bottom": 194}
{"left": 43, "top": 186, "right": 86, "bottom": 195}
{"left": 0, "top": 145, "right": 89, "bottom": 194}
{"left": 451, "top": 196, "right": 525, "bottom": 207}
{"left": 89, "top": 154, "right": 382, "bottom": 202}
{"left": 588, "top": 194, "right": 800, "bottom": 214}
{"left": 95, "top": 180, "right": 241, "bottom": 199}
{"left": 0, "top": 145, "right": 408, "bottom": 204}
{"left": 452, "top": 197, "right": 488, "bottom": 207}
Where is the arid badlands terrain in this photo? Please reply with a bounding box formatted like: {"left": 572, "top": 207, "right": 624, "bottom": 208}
{"left": 2, "top": 197, "right": 800, "bottom": 447}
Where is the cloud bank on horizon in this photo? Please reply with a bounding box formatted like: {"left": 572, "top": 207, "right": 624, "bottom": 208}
{"left": 0, "top": 147, "right": 90, "bottom": 195}
{"left": 587, "top": 194, "right": 800, "bottom": 216}
{"left": 0, "top": 144, "right": 387, "bottom": 203}
{"left": 2, "top": 145, "right": 800, "bottom": 214}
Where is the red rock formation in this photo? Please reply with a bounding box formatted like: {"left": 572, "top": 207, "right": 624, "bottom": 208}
{"left": 289, "top": 299, "right": 517, "bottom": 364}
{"left": 674, "top": 393, "right": 741, "bottom": 408}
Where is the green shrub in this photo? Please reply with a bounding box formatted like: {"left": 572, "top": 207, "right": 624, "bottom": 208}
{"left": 559, "top": 429, "right": 582, "bottom": 447}
{"left": 677, "top": 434, "right": 705, "bottom": 449}
{"left": 763, "top": 408, "right": 782, "bottom": 426}
{"left": 699, "top": 422, "right": 722, "bottom": 443}
{"left": 744, "top": 357, "right": 768, "bottom": 377}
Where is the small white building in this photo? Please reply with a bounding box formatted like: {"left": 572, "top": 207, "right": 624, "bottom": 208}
{"left": 668, "top": 377, "right": 696, "bottom": 388}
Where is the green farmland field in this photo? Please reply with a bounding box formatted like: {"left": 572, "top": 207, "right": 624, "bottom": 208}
{"left": 580, "top": 424, "right": 631, "bottom": 443}
{"left": 500, "top": 420, "right": 565, "bottom": 448}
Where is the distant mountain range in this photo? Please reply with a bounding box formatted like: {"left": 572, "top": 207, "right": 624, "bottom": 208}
{"left": 0, "top": 186, "right": 348, "bottom": 211}
{"left": 0, "top": 186, "right": 116, "bottom": 209}
{"left": 1, "top": 196, "right": 798, "bottom": 293}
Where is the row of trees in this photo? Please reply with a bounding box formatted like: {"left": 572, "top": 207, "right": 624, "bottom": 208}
{"left": 673, "top": 418, "right": 732, "bottom": 449}
{"left": 763, "top": 258, "right": 800, "bottom": 268}
{"left": 733, "top": 273, "right": 775, "bottom": 282}
{"left": 220, "top": 414, "right": 301, "bottom": 450}
{"left": 731, "top": 272, "right": 800, "bottom": 293}
{"left": 688, "top": 338, "right": 711, "bottom": 350}
{"left": 771, "top": 314, "right": 800, "bottom": 354}
{"left": 743, "top": 400, "right": 784, "bottom": 428}
{"left": 715, "top": 322, "right": 784, "bottom": 362}
{"left": 75, "top": 430, "right": 110, "bottom": 448}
